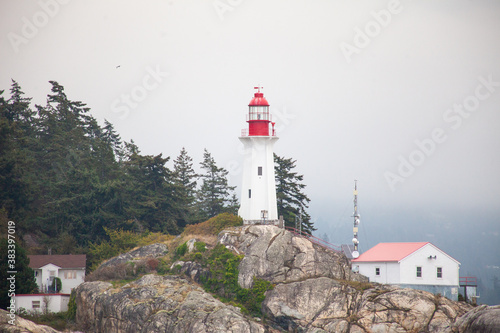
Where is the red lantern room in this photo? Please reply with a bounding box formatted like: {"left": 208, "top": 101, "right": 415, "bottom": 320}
{"left": 246, "top": 87, "right": 274, "bottom": 136}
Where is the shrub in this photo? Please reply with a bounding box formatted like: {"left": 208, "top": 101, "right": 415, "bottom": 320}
{"left": 194, "top": 241, "right": 207, "bottom": 253}
{"left": 50, "top": 277, "right": 62, "bottom": 293}
{"left": 147, "top": 258, "right": 159, "bottom": 271}
{"left": 199, "top": 244, "right": 272, "bottom": 316}
{"left": 175, "top": 242, "right": 188, "bottom": 258}
{"left": 66, "top": 290, "right": 76, "bottom": 321}
{"left": 183, "top": 213, "right": 243, "bottom": 236}
{"left": 156, "top": 258, "right": 170, "bottom": 275}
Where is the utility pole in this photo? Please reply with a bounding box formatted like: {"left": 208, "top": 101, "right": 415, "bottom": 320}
{"left": 352, "top": 180, "right": 360, "bottom": 259}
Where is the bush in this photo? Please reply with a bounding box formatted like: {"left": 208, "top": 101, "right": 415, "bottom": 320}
{"left": 66, "top": 290, "right": 76, "bottom": 321}
{"left": 194, "top": 241, "right": 207, "bottom": 253}
{"left": 147, "top": 258, "right": 159, "bottom": 271}
{"left": 183, "top": 213, "right": 243, "bottom": 236}
{"left": 156, "top": 258, "right": 170, "bottom": 275}
{"left": 199, "top": 244, "right": 273, "bottom": 316}
{"left": 50, "top": 277, "right": 62, "bottom": 293}
{"left": 175, "top": 242, "right": 188, "bottom": 258}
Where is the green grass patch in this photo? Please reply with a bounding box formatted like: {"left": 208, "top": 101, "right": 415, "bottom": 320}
{"left": 198, "top": 244, "right": 273, "bottom": 316}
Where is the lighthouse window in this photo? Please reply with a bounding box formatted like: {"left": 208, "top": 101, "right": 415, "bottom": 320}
{"left": 248, "top": 189, "right": 251, "bottom": 198}
{"left": 258, "top": 167, "right": 262, "bottom": 176}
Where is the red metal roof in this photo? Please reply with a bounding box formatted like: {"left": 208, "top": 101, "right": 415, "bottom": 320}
{"left": 249, "top": 92, "right": 269, "bottom": 106}
{"left": 28, "top": 255, "right": 86, "bottom": 269}
{"left": 352, "top": 242, "right": 429, "bottom": 262}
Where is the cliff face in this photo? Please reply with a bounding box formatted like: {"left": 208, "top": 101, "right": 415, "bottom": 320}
{"left": 71, "top": 225, "right": 498, "bottom": 333}
{"left": 218, "top": 225, "right": 366, "bottom": 289}
{"left": 76, "top": 274, "right": 266, "bottom": 333}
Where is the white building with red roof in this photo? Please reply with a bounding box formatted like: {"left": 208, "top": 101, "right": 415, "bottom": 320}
{"left": 352, "top": 242, "right": 460, "bottom": 300}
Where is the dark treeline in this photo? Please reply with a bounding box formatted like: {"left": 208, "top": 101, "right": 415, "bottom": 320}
{"left": 0, "top": 80, "right": 314, "bottom": 254}
{"left": 0, "top": 81, "right": 238, "bottom": 252}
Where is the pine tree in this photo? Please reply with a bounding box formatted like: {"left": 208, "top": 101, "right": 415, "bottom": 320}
{"left": 0, "top": 238, "right": 38, "bottom": 309}
{"left": 0, "top": 81, "right": 35, "bottom": 223}
{"left": 274, "top": 153, "right": 315, "bottom": 234}
{"left": 173, "top": 148, "right": 198, "bottom": 226}
{"left": 197, "top": 149, "right": 238, "bottom": 221}
{"left": 122, "top": 144, "right": 180, "bottom": 234}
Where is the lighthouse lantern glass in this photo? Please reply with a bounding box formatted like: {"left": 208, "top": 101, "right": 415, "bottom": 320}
{"left": 249, "top": 106, "right": 269, "bottom": 120}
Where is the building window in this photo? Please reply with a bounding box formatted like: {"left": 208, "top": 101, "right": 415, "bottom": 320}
{"left": 64, "top": 270, "right": 77, "bottom": 279}
{"left": 32, "top": 300, "right": 40, "bottom": 309}
{"left": 248, "top": 189, "right": 251, "bottom": 198}
{"left": 49, "top": 270, "right": 56, "bottom": 277}
{"left": 437, "top": 267, "right": 443, "bottom": 278}
{"left": 375, "top": 267, "right": 380, "bottom": 276}
{"left": 416, "top": 266, "right": 422, "bottom": 278}
{"left": 258, "top": 166, "right": 262, "bottom": 176}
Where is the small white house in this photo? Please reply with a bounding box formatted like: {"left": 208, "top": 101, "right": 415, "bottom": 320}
{"left": 28, "top": 254, "right": 86, "bottom": 294}
{"left": 15, "top": 254, "right": 86, "bottom": 313}
{"left": 352, "top": 242, "right": 460, "bottom": 301}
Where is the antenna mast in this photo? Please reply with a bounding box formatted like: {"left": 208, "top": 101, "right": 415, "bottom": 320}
{"left": 352, "top": 180, "right": 360, "bottom": 259}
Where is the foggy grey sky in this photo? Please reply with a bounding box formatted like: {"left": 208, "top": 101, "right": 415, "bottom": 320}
{"left": 2, "top": 0, "right": 500, "bottom": 239}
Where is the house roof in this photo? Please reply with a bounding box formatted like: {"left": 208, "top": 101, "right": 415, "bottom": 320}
{"left": 352, "top": 242, "right": 429, "bottom": 262}
{"left": 28, "top": 255, "right": 86, "bottom": 269}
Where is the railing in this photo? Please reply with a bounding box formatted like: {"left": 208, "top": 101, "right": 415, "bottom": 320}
{"left": 285, "top": 226, "right": 342, "bottom": 253}
{"left": 460, "top": 276, "right": 477, "bottom": 286}
{"left": 240, "top": 128, "right": 277, "bottom": 137}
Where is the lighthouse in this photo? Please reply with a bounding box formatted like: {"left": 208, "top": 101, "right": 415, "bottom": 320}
{"left": 238, "top": 87, "right": 279, "bottom": 225}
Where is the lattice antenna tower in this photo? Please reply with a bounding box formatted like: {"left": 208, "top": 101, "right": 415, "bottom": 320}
{"left": 352, "top": 180, "right": 360, "bottom": 259}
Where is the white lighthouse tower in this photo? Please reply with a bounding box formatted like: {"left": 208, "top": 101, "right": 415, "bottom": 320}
{"left": 238, "top": 87, "right": 279, "bottom": 225}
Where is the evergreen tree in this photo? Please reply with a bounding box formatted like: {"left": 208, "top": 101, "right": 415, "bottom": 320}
{"left": 197, "top": 149, "right": 238, "bottom": 221}
{"left": 173, "top": 147, "right": 198, "bottom": 226}
{"left": 274, "top": 153, "right": 315, "bottom": 233}
{"left": 0, "top": 238, "right": 38, "bottom": 309}
{"left": 0, "top": 81, "right": 36, "bottom": 224}
{"left": 122, "top": 143, "right": 180, "bottom": 234}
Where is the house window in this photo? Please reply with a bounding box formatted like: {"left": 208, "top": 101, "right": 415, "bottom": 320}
{"left": 416, "top": 266, "right": 422, "bottom": 278}
{"left": 248, "top": 189, "right": 251, "bottom": 198}
{"left": 375, "top": 267, "right": 380, "bottom": 276}
{"left": 437, "top": 267, "right": 443, "bottom": 278}
{"left": 64, "top": 270, "right": 77, "bottom": 279}
{"left": 32, "top": 300, "right": 40, "bottom": 309}
{"left": 258, "top": 167, "right": 263, "bottom": 176}
{"left": 49, "top": 270, "right": 56, "bottom": 277}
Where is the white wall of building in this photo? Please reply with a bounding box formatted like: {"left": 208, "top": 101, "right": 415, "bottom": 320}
{"left": 399, "top": 243, "right": 459, "bottom": 286}
{"left": 38, "top": 263, "right": 60, "bottom": 293}
{"left": 238, "top": 136, "right": 278, "bottom": 222}
{"left": 58, "top": 268, "right": 85, "bottom": 293}
{"left": 356, "top": 262, "right": 400, "bottom": 284}
{"left": 15, "top": 294, "right": 70, "bottom": 313}
{"left": 34, "top": 264, "right": 85, "bottom": 294}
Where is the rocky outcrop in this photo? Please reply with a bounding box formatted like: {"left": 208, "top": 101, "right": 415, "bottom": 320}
{"left": 170, "top": 260, "right": 209, "bottom": 282}
{"left": 99, "top": 243, "right": 168, "bottom": 268}
{"left": 263, "top": 278, "right": 471, "bottom": 332}
{"left": 75, "top": 274, "right": 266, "bottom": 333}
{"left": 0, "top": 309, "right": 60, "bottom": 333}
{"left": 220, "top": 225, "right": 474, "bottom": 332}
{"left": 452, "top": 304, "right": 500, "bottom": 333}
{"left": 75, "top": 225, "right": 495, "bottom": 333}
{"left": 218, "top": 225, "right": 366, "bottom": 289}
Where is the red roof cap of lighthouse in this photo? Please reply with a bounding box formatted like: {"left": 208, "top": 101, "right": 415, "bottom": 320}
{"left": 249, "top": 87, "right": 269, "bottom": 106}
